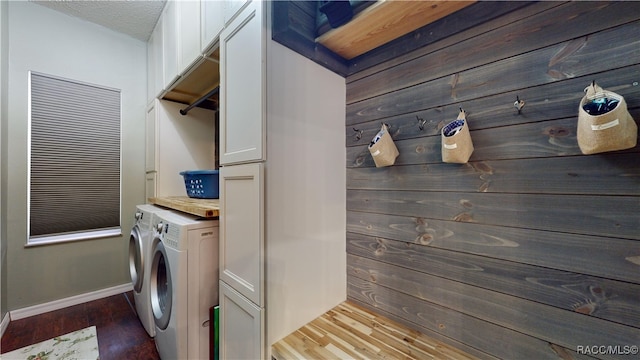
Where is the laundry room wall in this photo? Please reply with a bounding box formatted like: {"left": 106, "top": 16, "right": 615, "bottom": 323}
{"left": 345, "top": 2, "right": 640, "bottom": 358}
{"left": 5, "top": 1, "right": 146, "bottom": 311}
{"left": 1, "top": 0, "right": 9, "bottom": 324}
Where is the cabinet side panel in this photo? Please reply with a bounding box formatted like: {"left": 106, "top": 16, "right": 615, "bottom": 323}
{"left": 265, "top": 40, "right": 347, "bottom": 346}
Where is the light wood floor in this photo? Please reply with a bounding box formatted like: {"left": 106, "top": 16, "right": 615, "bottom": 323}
{"left": 272, "top": 300, "right": 479, "bottom": 360}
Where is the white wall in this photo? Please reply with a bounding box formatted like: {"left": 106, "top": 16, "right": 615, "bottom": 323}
{"left": 5, "top": 2, "right": 146, "bottom": 310}
{"left": 266, "top": 40, "right": 347, "bottom": 345}
{"left": 1, "top": 0, "right": 9, "bottom": 323}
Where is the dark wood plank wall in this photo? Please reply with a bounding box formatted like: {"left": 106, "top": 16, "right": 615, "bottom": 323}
{"left": 345, "top": 2, "right": 640, "bottom": 359}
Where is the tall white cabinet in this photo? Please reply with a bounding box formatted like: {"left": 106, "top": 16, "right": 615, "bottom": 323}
{"left": 218, "top": 1, "right": 347, "bottom": 358}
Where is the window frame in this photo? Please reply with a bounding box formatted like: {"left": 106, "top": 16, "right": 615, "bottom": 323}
{"left": 27, "top": 71, "right": 122, "bottom": 246}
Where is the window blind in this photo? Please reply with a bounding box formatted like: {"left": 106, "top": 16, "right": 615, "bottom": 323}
{"left": 29, "top": 72, "right": 121, "bottom": 244}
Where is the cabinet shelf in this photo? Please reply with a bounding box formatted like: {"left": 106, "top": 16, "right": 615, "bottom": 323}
{"left": 149, "top": 196, "right": 220, "bottom": 218}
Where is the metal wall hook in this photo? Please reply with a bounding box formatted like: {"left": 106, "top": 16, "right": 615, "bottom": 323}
{"left": 353, "top": 127, "right": 363, "bottom": 141}
{"left": 514, "top": 96, "right": 525, "bottom": 114}
{"left": 416, "top": 115, "right": 427, "bottom": 131}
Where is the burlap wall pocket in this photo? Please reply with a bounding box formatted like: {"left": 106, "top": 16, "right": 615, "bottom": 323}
{"left": 441, "top": 109, "right": 474, "bottom": 163}
{"left": 368, "top": 124, "right": 399, "bottom": 167}
{"left": 578, "top": 82, "right": 637, "bottom": 154}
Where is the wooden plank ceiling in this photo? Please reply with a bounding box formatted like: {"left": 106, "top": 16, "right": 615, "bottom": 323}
{"left": 317, "top": 0, "right": 476, "bottom": 60}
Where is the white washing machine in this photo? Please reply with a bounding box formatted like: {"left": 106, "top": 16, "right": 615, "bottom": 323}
{"left": 150, "top": 210, "right": 219, "bottom": 360}
{"left": 129, "top": 204, "right": 169, "bottom": 338}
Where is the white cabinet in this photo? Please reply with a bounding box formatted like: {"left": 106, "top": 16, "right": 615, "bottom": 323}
{"left": 219, "top": 163, "right": 263, "bottom": 306}
{"left": 220, "top": 282, "right": 264, "bottom": 360}
{"left": 201, "top": 0, "right": 224, "bottom": 53}
{"left": 148, "top": 16, "right": 164, "bottom": 101}
{"left": 219, "top": 0, "right": 264, "bottom": 165}
{"left": 177, "top": 0, "right": 202, "bottom": 76}
{"left": 223, "top": 0, "right": 250, "bottom": 26}
{"left": 145, "top": 172, "right": 157, "bottom": 200}
{"left": 145, "top": 99, "right": 216, "bottom": 197}
{"left": 162, "top": 0, "right": 180, "bottom": 90}
{"left": 146, "top": 26, "right": 155, "bottom": 105}
{"left": 218, "top": 2, "right": 347, "bottom": 358}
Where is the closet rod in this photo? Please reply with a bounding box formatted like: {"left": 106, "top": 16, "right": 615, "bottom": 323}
{"left": 179, "top": 86, "right": 220, "bottom": 115}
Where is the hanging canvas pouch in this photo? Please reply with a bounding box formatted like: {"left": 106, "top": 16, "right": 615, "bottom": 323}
{"left": 441, "top": 109, "right": 474, "bottom": 163}
{"left": 577, "top": 82, "right": 637, "bottom": 154}
{"left": 368, "top": 123, "right": 399, "bottom": 167}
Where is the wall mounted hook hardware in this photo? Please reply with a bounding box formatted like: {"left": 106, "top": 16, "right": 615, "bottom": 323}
{"left": 416, "top": 115, "right": 427, "bottom": 131}
{"left": 353, "top": 127, "right": 363, "bottom": 141}
{"left": 514, "top": 96, "right": 525, "bottom": 114}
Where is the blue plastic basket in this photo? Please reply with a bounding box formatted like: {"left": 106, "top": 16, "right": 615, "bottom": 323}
{"left": 179, "top": 170, "right": 219, "bottom": 199}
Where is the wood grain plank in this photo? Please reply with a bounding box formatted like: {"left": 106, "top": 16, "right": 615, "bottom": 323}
{"left": 148, "top": 196, "right": 219, "bottom": 218}
{"left": 347, "top": 279, "right": 574, "bottom": 360}
{"left": 271, "top": 1, "right": 350, "bottom": 76}
{"left": 347, "top": 240, "right": 640, "bottom": 327}
{"left": 346, "top": 1, "right": 561, "bottom": 83}
{"left": 339, "top": 2, "right": 640, "bottom": 359}
{"left": 326, "top": 308, "right": 423, "bottom": 360}
{"left": 274, "top": 1, "right": 316, "bottom": 41}
{"left": 272, "top": 336, "right": 305, "bottom": 359}
{"left": 347, "top": 189, "right": 640, "bottom": 240}
{"left": 346, "top": 1, "right": 640, "bottom": 103}
{"left": 347, "top": 1, "right": 539, "bottom": 79}
{"left": 345, "top": 65, "right": 640, "bottom": 145}
{"left": 346, "top": 153, "right": 640, "bottom": 196}
{"left": 287, "top": 330, "right": 341, "bottom": 360}
{"left": 347, "top": 115, "right": 640, "bottom": 168}
{"left": 346, "top": 211, "right": 640, "bottom": 285}
{"left": 348, "top": 271, "right": 638, "bottom": 360}
{"left": 346, "top": 21, "right": 640, "bottom": 125}
{"left": 317, "top": 1, "right": 475, "bottom": 60}
{"left": 335, "top": 307, "right": 444, "bottom": 360}
{"left": 272, "top": 301, "right": 483, "bottom": 360}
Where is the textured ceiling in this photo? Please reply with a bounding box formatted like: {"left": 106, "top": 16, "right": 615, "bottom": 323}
{"left": 31, "top": 0, "right": 167, "bottom": 42}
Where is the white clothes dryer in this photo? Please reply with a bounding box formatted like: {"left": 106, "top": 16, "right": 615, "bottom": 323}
{"left": 129, "top": 204, "right": 169, "bottom": 338}
{"left": 150, "top": 210, "right": 219, "bottom": 360}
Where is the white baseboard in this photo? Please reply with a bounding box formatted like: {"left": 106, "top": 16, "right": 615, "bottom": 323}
{"left": 9, "top": 283, "right": 133, "bottom": 321}
{"left": 1, "top": 312, "right": 10, "bottom": 338}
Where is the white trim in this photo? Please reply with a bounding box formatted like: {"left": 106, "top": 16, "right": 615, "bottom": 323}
{"left": 1, "top": 312, "right": 10, "bottom": 338}
{"left": 9, "top": 283, "right": 133, "bottom": 320}
{"left": 26, "top": 227, "right": 122, "bottom": 247}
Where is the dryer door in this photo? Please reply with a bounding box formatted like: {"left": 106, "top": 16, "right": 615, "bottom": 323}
{"left": 129, "top": 226, "right": 144, "bottom": 293}
{"left": 151, "top": 238, "right": 172, "bottom": 330}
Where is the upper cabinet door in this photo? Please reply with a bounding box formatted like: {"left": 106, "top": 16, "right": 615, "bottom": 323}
{"left": 162, "top": 0, "right": 180, "bottom": 90}
{"left": 177, "top": 0, "right": 202, "bottom": 75}
{"left": 151, "top": 17, "right": 164, "bottom": 100}
{"left": 223, "top": 0, "right": 250, "bottom": 26}
{"left": 219, "top": 0, "right": 265, "bottom": 165}
{"left": 201, "top": 0, "right": 224, "bottom": 53}
{"left": 146, "top": 27, "right": 155, "bottom": 105}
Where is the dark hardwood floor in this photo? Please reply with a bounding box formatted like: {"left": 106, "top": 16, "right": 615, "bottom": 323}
{"left": 1, "top": 291, "right": 160, "bottom": 359}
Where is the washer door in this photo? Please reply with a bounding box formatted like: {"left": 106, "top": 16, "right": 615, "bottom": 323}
{"left": 150, "top": 239, "right": 172, "bottom": 330}
{"left": 128, "top": 226, "right": 144, "bottom": 293}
